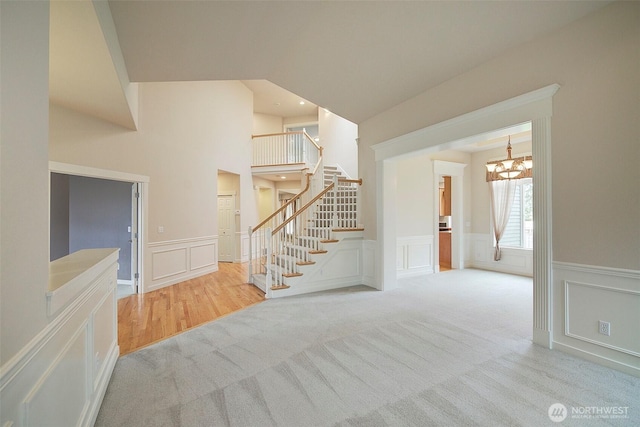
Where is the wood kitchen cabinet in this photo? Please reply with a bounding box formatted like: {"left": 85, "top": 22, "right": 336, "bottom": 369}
{"left": 439, "top": 231, "right": 451, "bottom": 269}
{"left": 441, "top": 176, "right": 451, "bottom": 216}
{"left": 439, "top": 176, "right": 452, "bottom": 217}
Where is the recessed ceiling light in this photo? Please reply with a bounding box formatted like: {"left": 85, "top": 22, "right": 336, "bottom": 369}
{"left": 299, "top": 101, "right": 305, "bottom": 105}
{"left": 280, "top": 176, "right": 286, "bottom": 179}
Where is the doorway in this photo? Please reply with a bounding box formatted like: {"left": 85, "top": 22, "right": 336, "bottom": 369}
{"left": 217, "top": 170, "right": 241, "bottom": 263}
{"left": 438, "top": 176, "right": 452, "bottom": 271}
{"left": 372, "top": 84, "right": 558, "bottom": 348}
{"left": 49, "top": 162, "right": 148, "bottom": 295}
{"left": 217, "top": 194, "right": 236, "bottom": 262}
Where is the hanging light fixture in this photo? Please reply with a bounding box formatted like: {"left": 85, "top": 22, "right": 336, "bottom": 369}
{"left": 485, "top": 136, "right": 533, "bottom": 182}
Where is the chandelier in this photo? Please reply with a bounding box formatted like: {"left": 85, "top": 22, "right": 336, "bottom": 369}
{"left": 485, "top": 137, "right": 532, "bottom": 182}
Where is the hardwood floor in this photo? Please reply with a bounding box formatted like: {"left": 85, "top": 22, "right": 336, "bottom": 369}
{"left": 117, "top": 262, "right": 265, "bottom": 355}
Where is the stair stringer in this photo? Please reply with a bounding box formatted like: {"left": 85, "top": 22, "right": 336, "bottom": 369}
{"left": 266, "top": 236, "right": 367, "bottom": 298}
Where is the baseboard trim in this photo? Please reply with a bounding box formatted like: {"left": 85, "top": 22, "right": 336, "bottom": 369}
{"left": 397, "top": 266, "right": 435, "bottom": 278}
{"left": 533, "top": 327, "right": 552, "bottom": 348}
{"left": 553, "top": 341, "right": 640, "bottom": 378}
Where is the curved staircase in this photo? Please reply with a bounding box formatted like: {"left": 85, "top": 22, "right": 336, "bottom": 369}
{"left": 248, "top": 166, "right": 363, "bottom": 298}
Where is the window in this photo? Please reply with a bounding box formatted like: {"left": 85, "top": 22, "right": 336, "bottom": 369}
{"left": 500, "top": 178, "right": 533, "bottom": 249}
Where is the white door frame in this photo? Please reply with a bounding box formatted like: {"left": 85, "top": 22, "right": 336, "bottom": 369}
{"left": 433, "top": 161, "right": 467, "bottom": 272}
{"left": 371, "top": 84, "right": 559, "bottom": 349}
{"left": 48, "top": 161, "right": 149, "bottom": 293}
{"left": 131, "top": 182, "right": 142, "bottom": 293}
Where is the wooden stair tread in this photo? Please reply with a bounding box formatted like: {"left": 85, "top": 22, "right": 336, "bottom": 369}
{"left": 271, "top": 284, "right": 291, "bottom": 290}
{"left": 320, "top": 239, "right": 339, "bottom": 243}
{"left": 309, "top": 250, "right": 328, "bottom": 254}
{"left": 333, "top": 228, "right": 364, "bottom": 232}
{"left": 296, "top": 260, "right": 315, "bottom": 266}
{"left": 282, "top": 272, "right": 303, "bottom": 278}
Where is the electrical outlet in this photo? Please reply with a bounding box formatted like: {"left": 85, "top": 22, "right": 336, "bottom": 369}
{"left": 598, "top": 320, "right": 611, "bottom": 336}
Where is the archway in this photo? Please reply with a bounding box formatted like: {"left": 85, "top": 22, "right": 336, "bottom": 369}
{"left": 372, "top": 84, "right": 559, "bottom": 348}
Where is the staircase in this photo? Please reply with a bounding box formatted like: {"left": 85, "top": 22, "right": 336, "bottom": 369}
{"left": 248, "top": 166, "right": 363, "bottom": 298}
{"left": 323, "top": 164, "right": 349, "bottom": 186}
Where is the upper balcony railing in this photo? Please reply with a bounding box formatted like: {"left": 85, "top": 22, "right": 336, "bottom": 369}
{"left": 252, "top": 130, "right": 321, "bottom": 169}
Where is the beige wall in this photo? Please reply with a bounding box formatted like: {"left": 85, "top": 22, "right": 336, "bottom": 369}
{"left": 394, "top": 149, "right": 473, "bottom": 239}
{"left": 251, "top": 176, "right": 276, "bottom": 222}
{"left": 253, "top": 113, "right": 283, "bottom": 135}
{"left": 0, "top": 1, "right": 51, "bottom": 364}
{"left": 395, "top": 154, "right": 432, "bottom": 237}
{"left": 318, "top": 109, "right": 358, "bottom": 178}
{"left": 359, "top": 1, "right": 639, "bottom": 270}
{"left": 283, "top": 115, "right": 317, "bottom": 127}
{"left": 276, "top": 179, "right": 303, "bottom": 193}
{"left": 50, "top": 81, "right": 256, "bottom": 243}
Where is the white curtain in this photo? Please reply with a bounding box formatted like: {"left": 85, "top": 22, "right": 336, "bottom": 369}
{"left": 489, "top": 180, "right": 516, "bottom": 261}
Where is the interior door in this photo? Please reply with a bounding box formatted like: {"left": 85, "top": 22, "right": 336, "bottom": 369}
{"left": 218, "top": 194, "right": 235, "bottom": 262}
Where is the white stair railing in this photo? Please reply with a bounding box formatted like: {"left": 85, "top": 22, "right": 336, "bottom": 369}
{"left": 252, "top": 130, "right": 320, "bottom": 168}
{"left": 251, "top": 174, "right": 362, "bottom": 290}
{"left": 248, "top": 148, "right": 323, "bottom": 286}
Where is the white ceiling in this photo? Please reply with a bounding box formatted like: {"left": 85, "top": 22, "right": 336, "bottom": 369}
{"left": 106, "top": 0, "right": 609, "bottom": 124}
{"left": 241, "top": 80, "right": 318, "bottom": 118}
{"left": 49, "top": 1, "right": 610, "bottom": 129}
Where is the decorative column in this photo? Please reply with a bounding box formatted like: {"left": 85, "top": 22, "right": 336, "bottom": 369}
{"left": 532, "top": 116, "right": 553, "bottom": 348}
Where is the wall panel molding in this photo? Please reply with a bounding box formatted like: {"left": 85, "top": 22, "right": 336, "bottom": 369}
{"left": 362, "top": 240, "right": 377, "bottom": 288}
{"left": 236, "top": 231, "right": 250, "bottom": 263}
{"left": 147, "top": 236, "right": 218, "bottom": 292}
{"left": 565, "top": 280, "right": 640, "bottom": 357}
{"left": 465, "top": 233, "right": 533, "bottom": 277}
{"left": 0, "top": 252, "right": 119, "bottom": 427}
{"left": 554, "top": 262, "right": 640, "bottom": 376}
{"left": 268, "top": 239, "right": 366, "bottom": 298}
{"left": 397, "top": 235, "right": 434, "bottom": 277}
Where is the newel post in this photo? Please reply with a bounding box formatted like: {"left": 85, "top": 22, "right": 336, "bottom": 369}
{"left": 332, "top": 174, "right": 339, "bottom": 230}
{"left": 266, "top": 227, "right": 273, "bottom": 288}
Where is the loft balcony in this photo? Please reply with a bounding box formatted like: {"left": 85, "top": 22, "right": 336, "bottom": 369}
{"left": 251, "top": 131, "right": 322, "bottom": 181}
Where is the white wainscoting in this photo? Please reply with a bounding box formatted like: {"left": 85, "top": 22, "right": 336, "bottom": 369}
{"left": 465, "top": 233, "right": 533, "bottom": 277}
{"left": 147, "top": 236, "right": 218, "bottom": 292}
{"left": 397, "top": 235, "right": 434, "bottom": 278}
{"left": 362, "top": 240, "right": 377, "bottom": 288}
{"left": 236, "top": 231, "right": 250, "bottom": 263}
{"left": 553, "top": 262, "right": 640, "bottom": 376}
{"left": 268, "top": 239, "right": 367, "bottom": 298}
{"left": 0, "top": 250, "right": 119, "bottom": 427}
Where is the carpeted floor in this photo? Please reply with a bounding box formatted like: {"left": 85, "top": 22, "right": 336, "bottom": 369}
{"left": 96, "top": 269, "right": 639, "bottom": 426}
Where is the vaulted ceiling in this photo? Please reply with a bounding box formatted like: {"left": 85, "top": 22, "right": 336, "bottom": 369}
{"left": 49, "top": 0, "right": 610, "bottom": 128}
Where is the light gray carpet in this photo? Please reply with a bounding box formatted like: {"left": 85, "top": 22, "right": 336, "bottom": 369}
{"left": 96, "top": 269, "right": 639, "bottom": 426}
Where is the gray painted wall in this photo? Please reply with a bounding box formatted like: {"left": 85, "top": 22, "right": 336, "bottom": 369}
{"left": 50, "top": 174, "right": 133, "bottom": 281}
{"left": 50, "top": 173, "right": 70, "bottom": 261}
{"left": 69, "top": 176, "right": 132, "bottom": 281}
